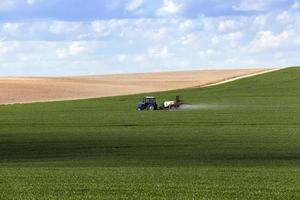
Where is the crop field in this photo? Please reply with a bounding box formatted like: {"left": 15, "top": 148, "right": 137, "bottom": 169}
{"left": 0, "top": 67, "right": 300, "bottom": 199}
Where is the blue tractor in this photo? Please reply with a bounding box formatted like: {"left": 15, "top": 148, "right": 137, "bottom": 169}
{"left": 136, "top": 96, "right": 158, "bottom": 111}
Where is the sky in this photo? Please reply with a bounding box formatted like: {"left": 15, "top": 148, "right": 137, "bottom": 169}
{"left": 0, "top": 0, "right": 300, "bottom": 76}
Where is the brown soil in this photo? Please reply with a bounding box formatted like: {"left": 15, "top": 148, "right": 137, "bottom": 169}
{"left": 0, "top": 68, "right": 274, "bottom": 105}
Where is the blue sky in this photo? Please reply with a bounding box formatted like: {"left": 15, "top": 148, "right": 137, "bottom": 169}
{"left": 0, "top": 0, "right": 299, "bottom": 75}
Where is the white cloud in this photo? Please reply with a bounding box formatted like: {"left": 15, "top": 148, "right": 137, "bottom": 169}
{"left": 90, "top": 21, "right": 105, "bottom": 33}
{"left": 254, "top": 15, "right": 267, "bottom": 26}
{"left": 233, "top": 0, "right": 270, "bottom": 11}
{"left": 26, "top": 0, "right": 44, "bottom": 5}
{"left": 135, "top": 54, "right": 145, "bottom": 62}
{"left": 156, "top": 0, "right": 183, "bottom": 16}
{"left": 179, "top": 33, "right": 197, "bottom": 45}
{"left": 143, "top": 27, "right": 169, "bottom": 40}
{"left": 0, "top": 0, "right": 16, "bottom": 11}
{"left": 218, "top": 20, "right": 238, "bottom": 32}
{"left": 90, "top": 19, "right": 129, "bottom": 38}
{"left": 56, "top": 42, "right": 88, "bottom": 58}
{"left": 148, "top": 46, "right": 174, "bottom": 58}
{"left": 0, "top": 42, "right": 15, "bottom": 54}
{"left": 1, "top": 23, "right": 22, "bottom": 33}
{"left": 179, "top": 20, "right": 195, "bottom": 33}
{"left": 27, "top": 0, "right": 36, "bottom": 5}
{"left": 292, "top": 1, "right": 300, "bottom": 9}
{"left": 69, "top": 42, "right": 87, "bottom": 55}
{"left": 276, "top": 11, "right": 290, "bottom": 23}
{"left": 1, "top": 9, "right": 300, "bottom": 75}
{"left": 211, "top": 31, "right": 243, "bottom": 45}
{"left": 55, "top": 49, "right": 67, "bottom": 59}
{"left": 251, "top": 31, "right": 289, "bottom": 49}
{"left": 125, "top": 0, "right": 144, "bottom": 11}
{"left": 117, "top": 54, "right": 127, "bottom": 62}
{"left": 49, "top": 21, "right": 81, "bottom": 35}
{"left": 0, "top": 0, "right": 41, "bottom": 8}
{"left": 199, "top": 49, "right": 215, "bottom": 56}
{"left": 48, "top": 22, "right": 64, "bottom": 34}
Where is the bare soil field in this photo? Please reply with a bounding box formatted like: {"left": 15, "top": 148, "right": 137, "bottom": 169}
{"left": 0, "top": 68, "right": 275, "bottom": 105}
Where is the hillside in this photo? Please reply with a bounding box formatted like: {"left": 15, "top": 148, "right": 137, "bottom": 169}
{"left": 0, "top": 68, "right": 269, "bottom": 104}
{"left": 0, "top": 67, "right": 299, "bottom": 199}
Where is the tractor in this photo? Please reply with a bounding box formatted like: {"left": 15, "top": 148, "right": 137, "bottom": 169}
{"left": 136, "top": 96, "right": 158, "bottom": 111}
{"left": 137, "top": 96, "right": 183, "bottom": 111}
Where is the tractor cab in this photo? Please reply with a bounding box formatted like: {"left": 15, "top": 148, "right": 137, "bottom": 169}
{"left": 137, "top": 96, "right": 158, "bottom": 111}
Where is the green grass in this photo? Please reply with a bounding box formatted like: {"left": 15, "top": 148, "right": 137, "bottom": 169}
{"left": 0, "top": 67, "right": 300, "bottom": 199}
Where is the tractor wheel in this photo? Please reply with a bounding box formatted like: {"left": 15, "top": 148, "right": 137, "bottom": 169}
{"left": 148, "top": 105, "right": 155, "bottom": 111}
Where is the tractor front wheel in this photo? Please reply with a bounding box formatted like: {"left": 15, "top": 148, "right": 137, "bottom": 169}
{"left": 148, "top": 105, "right": 155, "bottom": 111}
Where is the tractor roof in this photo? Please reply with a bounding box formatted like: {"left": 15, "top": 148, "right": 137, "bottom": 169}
{"left": 145, "top": 96, "right": 155, "bottom": 99}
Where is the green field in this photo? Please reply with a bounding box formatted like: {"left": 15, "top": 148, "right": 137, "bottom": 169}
{"left": 0, "top": 67, "right": 300, "bottom": 199}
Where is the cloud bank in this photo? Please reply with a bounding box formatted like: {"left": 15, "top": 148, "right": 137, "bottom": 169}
{"left": 0, "top": 0, "right": 299, "bottom": 75}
